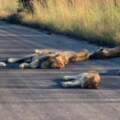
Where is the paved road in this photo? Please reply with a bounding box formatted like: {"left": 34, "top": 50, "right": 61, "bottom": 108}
{"left": 0, "top": 21, "right": 120, "bottom": 120}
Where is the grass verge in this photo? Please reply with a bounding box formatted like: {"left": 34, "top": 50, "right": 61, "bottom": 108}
{"left": 1, "top": 0, "right": 120, "bottom": 46}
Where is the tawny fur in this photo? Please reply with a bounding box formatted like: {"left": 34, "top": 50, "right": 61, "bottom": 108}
{"left": 62, "top": 71, "right": 101, "bottom": 89}
{"left": 69, "top": 50, "right": 90, "bottom": 62}
{"left": 34, "top": 49, "right": 90, "bottom": 69}
{"left": 7, "top": 49, "right": 90, "bottom": 69}
{"left": 41, "top": 54, "right": 67, "bottom": 69}
{"left": 83, "top": 71, "right": 101, "bottom": 89}
{"left": 90, "top": 47, "right": 120, "bottom": 59}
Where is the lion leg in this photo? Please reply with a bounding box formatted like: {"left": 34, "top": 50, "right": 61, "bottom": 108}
{"left": 34, "top": 49, "right": 60, "bottom": 55}
{"left": 62, "top": 80, "right": 81, "bottom": 88}
{"left": 63, "top": 75, "right": 77, "bottom": 81}
{"left": 8, "top": 54, "right": 35, "bottom": 64}
{"left": 19, "top": 63, "right": 30, "bottom": 69}
{"left": 30, "top": 59, "right": 40, "bottom": 69}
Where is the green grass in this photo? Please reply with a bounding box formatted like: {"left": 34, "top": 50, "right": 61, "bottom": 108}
{"left": 1, "top": 0, "right": 120, "bottom": 46}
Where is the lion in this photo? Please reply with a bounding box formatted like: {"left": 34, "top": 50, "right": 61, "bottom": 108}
{"left": 7, "top": 49, "right": 90, "bottom": 69}
{"left": 39, "top": 49, "right": 90, "bottom": 69}
{"left": 40, "top": 53, "right": 68, "bottom": 69}
{"left": 35, "top": 48, "right": 90, "bottom": 61}
{"left": 90, "top": 47, "right": 120, "bottom": 59}
{"left": 62, "top": 71, "right": 101, "bottom": 89}
{"left": 69, "top": 49, "right": 90, "bottom": 62}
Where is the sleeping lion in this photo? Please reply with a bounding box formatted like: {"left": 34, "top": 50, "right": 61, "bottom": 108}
{"left": 62, "top": 71, "right": 101, "bottom": 89}
{"left": 7, "top": 49, "right": 90, "bottom": 69}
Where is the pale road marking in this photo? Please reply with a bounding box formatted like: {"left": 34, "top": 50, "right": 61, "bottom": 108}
{"left": 0, "top": 99, "right": 119, "bottom": 103}
{"left": 1, "top": 69, "right": 119, "bottom": 74}
{"left": 0, "top": 88, "right": 119, "bottom": 91}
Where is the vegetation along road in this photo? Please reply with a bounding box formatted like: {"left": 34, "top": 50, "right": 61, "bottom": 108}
{"left": 0, "top": 21, "right": 120, "bottom": 120}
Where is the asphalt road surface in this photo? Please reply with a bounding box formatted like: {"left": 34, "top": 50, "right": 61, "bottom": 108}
{"left": 0, "top": 21, "right": 120, "bottom": 120}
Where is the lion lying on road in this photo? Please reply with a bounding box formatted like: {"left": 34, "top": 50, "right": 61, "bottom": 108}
{"left": 7, "top": 49, "right": 90, "bottom": 69}
{"left": 90, "top": 47, "right": 120, "bottom": 59}
{"left": 62, "top": 71, "right": 101, "bottom": 89}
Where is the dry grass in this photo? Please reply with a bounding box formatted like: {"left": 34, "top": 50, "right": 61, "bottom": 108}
{"left": 0, "top": 0, "right": 18, "bottom": 17}
{"left": 1, "top": 0, "right": 120, "bottom": 45}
